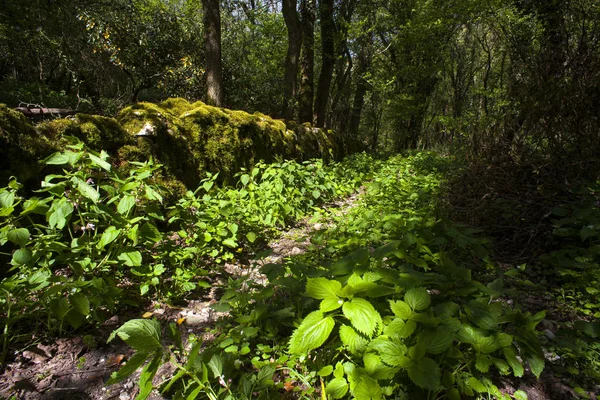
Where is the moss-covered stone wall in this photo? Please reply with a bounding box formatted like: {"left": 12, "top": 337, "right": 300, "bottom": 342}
{"left": 0, "top": 99, "right": 341, "bottom": 190}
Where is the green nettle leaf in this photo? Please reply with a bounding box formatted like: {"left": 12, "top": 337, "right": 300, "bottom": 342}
{"left": 118, "top": 195, "right": 136, "bottom": 215}
{"left": 353, "top": 376, "right": 383, "bottom": 400}
{"left": 306, "top": 277, "right": 342, "bottom": 300}
{"left": 75, "top": 178, "right": 99, "bottom": 203}
{"left": 70, "top": 293, "right": 91, "bottom": 316}
{"left": 467, "top": 377, "right": 487, "bottom": 392}
{"left": 493, "top": 358, "right": 511, "bottom": 375}
{"left": 289, "top": 311, "right": 335, "bottom": 355}
{"left": 108, "top": 319, "right": 163, "bottom": 354}
{"left": 363, "top": 353, "right": 398, "bottom": 379}
{"left": 118, "top": 251, "right": 142, "bottom": 267}
{"left": 339, "top": 325, "right": 369, "bottom": 354}
{"left": 385, "top": 318, "right": 417, "bottom": 339}
{"left": 318, "top": 365, "right": 334, "bottom": 377}
{"left": 503, "top": 347, "right": 524, "bottom": 377}
{"left": 465, "top": 301, "right": 498, "bottom": 331}
{"left": 7, "top": 228, "right": 29, "bottom": 247}
{"left": 513, "top": 390, "right": 528, "bottom": 400}
{"left": 370, "top": 337, "right": 410, "bottom": 367}
{"left": 475, "top": 355, "right": 494, "bottom": 373}
{"left": 98, "top": 226, "right": 122, "bottom": 249}
{"left": 418, "top": 329, "right": 454, "bottom": 354}
{"left": 404, "top": 288, "right": 431, "bottom": 311}
{"left": 527, "top": 354, "right": 544, "bottom": 379}
{"left": 407, "top": 357, "right": 441, "bottom": 391}
{"left": 343, "top": 298, "right": 380, "bottom": 337}
{"left": 320, "top": 297, "right": 344, "bottom": 312}
{"left": 389, "top": 300, "right": 412, "bottom": 319}
{"left": 326, "top": 377, "right": 349, "bottom": 399}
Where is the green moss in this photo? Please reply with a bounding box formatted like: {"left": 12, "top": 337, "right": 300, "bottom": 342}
{"left": 0, "top": 104, "right": 61, "bottom": 185}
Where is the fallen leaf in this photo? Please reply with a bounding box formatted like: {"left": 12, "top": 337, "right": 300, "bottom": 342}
{"left": 284, "top": 380, "right": 295, "bottom": 392}
{"left": 142, "top": 311, "right": 153, "bottom": 318}
{"left": 177, "top": 317, "right": 186, "bottom": 325}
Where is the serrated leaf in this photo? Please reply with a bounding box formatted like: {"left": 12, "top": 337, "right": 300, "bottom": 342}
{"left": 467, "top": 377, "right": 487, "bottom": 392}
{"left": 108, "top": 319, "right": 163, "bottom": 354}
{"left": 493, "top": 358, "right": 511, "bottom": 375}
{"left": 389, "top": 300, "right": 412, "bottom": 319}
{"left": 339, "top": 325, "right": 368, "bottom": 355}
{"left": 289, "top": 311, "right": 335, "bottom": 354}
{"left": 407, "top": 357, "right": 440, "bottom": 391}
{"left": 118, "top": 250, "right": 142, "bottom": 267}
{"left": 418, "top": 328, "right": 454, "bottom": 354}
{"left": 326, "top": 377, "right": 348, "bottom": 399}
{"left": 7, "top": 228, "right": 29, "bottom": 247}
{"left": 306, "top": 277, "right": 342, "bottom": 299}
{"left": 363, "top": 353, "right": 398, "bottom": 379}
{"left": 385, "top": 318, "right": 417, "bottom": 338}
{"left": 465, "top": 300, "right": 498, "bottom": 330}
{"left": 343, "top": 298, "right": 380, "bottom": 337}
{"left": 404, "top": 288, "right": 431, "bottom": 311}
{"left": 476, "top": 355, "right": 493, "bottom": 372}
{"left": 353, "top": 376, "right": 383, "bottom": 400}
{"left": 527, "top": 354, "right": 544, "bottom": 378}
{"left": 118, "top": 195, "right": 136, "bottom": 215}
{"left": 370, "top": 337, "right": 409, "bottom": 367}
{"left": 503, "top": 347, "right": 524, "bottom": 377}
{"left": 320, "top": 297, "right": 344, "bottom": 312}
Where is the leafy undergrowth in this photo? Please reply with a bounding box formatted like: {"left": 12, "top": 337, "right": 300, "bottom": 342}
{"left": 1, "top": 144, "right": 598, "bottom": 399}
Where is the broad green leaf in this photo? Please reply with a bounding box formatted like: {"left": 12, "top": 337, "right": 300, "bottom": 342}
{"left": 7, "top": 228, "right": 29, "bottom": 247}
{"left": 465, "top": 300, "right": 498, "bottom": 330}
{"left": 246, "top": 231, "right": 257, "bottom": 243}
{"left": 76, "top": 178, "right": 99, "bottom": 203}
{"left": 137, "top": 353, "right": 162, "bottom": 400}
{"left": 289, "top": 311, "right": 335, "bottom": 354}
{"left": 385, "top": 318, "right": 416, "bottom": 339}
{"left": 334, "top": 362, "right": 345, "bottom": 379}
{"left": 98, "top": 226, "right": 121, "bottom": 249}
{"left": 320, "top": 297, "right": 344, "bottom": 312}
{"left": 0, "top": 190, "right": 15, "bottom": 208}
{"left": 312, "top": 190, "right": 321, "bottom": 199}
{"left": 118, "top": 251, "right": 142, "bottom": 267}
{"left": 326, "top": 377, "right": 348, "bottom": 399}
{"left": 447, "top": 388, "right": 461, "bottom": 400}
{"left": 370, "top": 337, "right": 409, "bottom": 367}
{"left": 404, "top": 288, "right": 431, "bottom": 311}
{"left": 407, "top": 357, "right": 441, "bottom": 391}
{"left": 45, "top": 152, "right": 71, "bottom": 165}
{"left": 467, "top": 377, "right": 487, "bottom": 392}
{"left": 11, "top": 248, "right": 32, "bottom": 265}
{"left": 418, "top": 329, "right": 454, "bottom": 354}
{"left": 493, "top": 358, "right": 511, "bottom": 375}
{"left": 475, "top": 355, "right": 493, "bottom": 373}
{"left": 223, "top": 238, "right": 237, "bottom": 248}
{"left": 527, "top": 354, "right": 544, "bottom": 379}
{"left": 363, "top": 353, "right": 398, "bottom": 379}
{"left": 318, "top": 365, "right": 334, "bottom": 377}
{"left": 574, "top": 321, "right": 600, "bottom": 338}
{"left": 513, "top": 390, "right": 528, "bottom": 400}
{"left": 339, "top": 325, "right": 368, "bottom": 354}
{"left": 306, "top": 277, "right": 342, "bottom": 300}
{"left": 70, "top": 293, "right": 90, "bottom": 316}
{"left": 89, "top": 153, "right": 111, "bottom": 171}
{"left": 108, "top": 319, "right": 163, "bottom": 354}
{"left": 50, "top": 297, "right": 70, "bottom": 319}
{"left": 48, "top": 199, "right": 74, "bottom": 229}
{"left": 107, "top": 352, "right": 149, "bottom": 384}
{"left": 353, "top": 376, "right": 383, "bottom": 400}
{"left": 503, "top": 347, "right": 524, "bottom": 377}
{"left": 240, "top": 174, "right": 250, "bottom": 186}
{"left": 118, "top": 195, "right": 136, "bottom": 215}
{"left": 389, "top": 300, "right": 412, "bottom": 319}
{"left": 343, "top": 298, "right": 380, "bottom": 337}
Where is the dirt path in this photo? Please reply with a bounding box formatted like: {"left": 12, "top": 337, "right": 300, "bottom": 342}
{"left": 0, "top": 191, "right": 363, "bottom": 400}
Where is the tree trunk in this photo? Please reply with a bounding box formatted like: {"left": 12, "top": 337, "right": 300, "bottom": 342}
{"left": 348, "top": 39, "right": 372, "bottom": 138}
{"left": 298, "top": 0, "right": 315, "bottom": 124}
{"left": 202, "top": 0, "right": 223, "bottom": 107}
{"left": 282, "top": 0, "right": 302, "bottom": 120}
{"left": 315, "top": 0, "right": 334, "bottom": 127}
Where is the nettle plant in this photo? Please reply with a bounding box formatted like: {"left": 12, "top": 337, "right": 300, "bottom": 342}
{"left": 288, "top": 244, "right": 546, "bottom": 400}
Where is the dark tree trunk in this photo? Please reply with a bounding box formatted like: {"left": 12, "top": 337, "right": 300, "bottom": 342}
{"left": 202, "top": 0, "right": 223, "bottom": 106}
{"left": 282, "top": 0, "right": 302, "bottom": 120}
{"left": 348, "top": 39, "right": 373, "bottom": 138}
{"left": 298, "top": 0, "right": 315, "bottom": 124}
{"left": 315, "top": 0, "right": 334, "bottom": 127}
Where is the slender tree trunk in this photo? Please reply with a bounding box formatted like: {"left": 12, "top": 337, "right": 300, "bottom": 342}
{"left": 315, "top": 0, "right": 334, "bottom": 127}
{"left": 348, "top": 39, "right": 372, "bottom": 138}
{"left": 202, "top": 0, "right": 223, "bottom": 106}
{"left": 298, "top": 0, "right": 315, "bottom": 124}
{"left": 282, "top": 0, "right": 302, "bottom": 120}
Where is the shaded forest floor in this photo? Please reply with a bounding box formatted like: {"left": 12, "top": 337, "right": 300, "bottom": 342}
{"left": 1, "top": 152, "right": 599, "bottom": 399}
